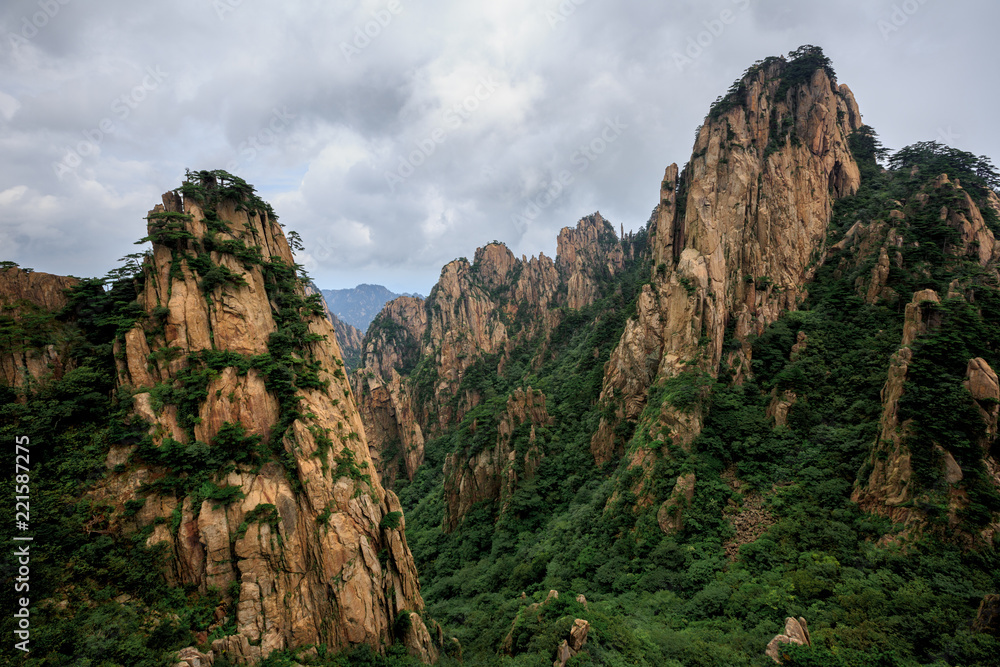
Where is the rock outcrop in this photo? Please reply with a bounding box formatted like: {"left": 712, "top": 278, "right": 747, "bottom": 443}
{"left": 852, "top": 289, "right": 1000, "bottom": 542}
{"left": 353, "top": 215, "right": 637, "bottom": 501}
{"left": 972, "top": 594, "right": 1000, "bottom": 636}
{"left": 830, "top": 173, "right": 1000, "bottom": 306}
{"left": 553, "top": 619, "right": 590, "bottom": 667}
{"left": 765, "top": 617, "right": 812, "bottom": 663}
{"left": 0, "top": 266, "right": 78, "bottom": 390}
{"left": 556, "top": 214, "right": 627, "bottom": 309}
{"left": 591, "top": 51, "right": 862, "bottom": 512}
{"left": 94, "top": 173, "right": 436, "bottom": 664}
{"left": 442, "top": 387, "right": 553, "bottom": 532}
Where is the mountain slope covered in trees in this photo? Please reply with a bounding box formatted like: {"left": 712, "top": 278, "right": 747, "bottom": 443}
{"left": 1, "top": 47, "right": 999, "bottom": 667}
{"left": 352, "top": 47, "right": 1000, "bottom": 666}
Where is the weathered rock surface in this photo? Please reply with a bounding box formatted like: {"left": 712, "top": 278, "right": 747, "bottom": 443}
{"left": 656, "top": 472, "right": 696, "bottom": 534}
{"left": 353, "top": 215, "right": 637, "bottom": 517}
{"left": 851, "top": 290, "right": 939, "bottom": 526}
{"left": 442, "top": 387, "right": 553, "bottom": 532}
{"left": 556, "top": 213, "right": 626, "bottom": 309}
{"left": 852, "top": 289, "right": 1000, "bottom": 542}
{"left": 592, "top": 56, "right": 862, "bottom": 516}
{"left": 972, "top": 594, "right": 1000, "bottom": 636}
{"left": 0, "top": 266, "right": 78, "bottom": 390}
{"left": 94, "top": 181, "right": 437, "bottom": 664}
{"left": 765, "top": 617, "right": 811, "bottom": 663}
{"left": 553, "top": 619, "right": 590, "bottom": 667}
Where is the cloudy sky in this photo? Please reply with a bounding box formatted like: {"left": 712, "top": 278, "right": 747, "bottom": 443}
{"left": 1, "top": 0, "right": 997, "bottom": 295}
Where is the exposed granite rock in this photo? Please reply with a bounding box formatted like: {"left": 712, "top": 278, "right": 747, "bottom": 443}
{"left": 352, "top": 296, "right": 429, "bottom": 486}
{"left": 593, "top": 58, "right": 862, "bottom": 510}
{"left": 173, "top": 646, "right": 214, "bottom": 667}
{"left": 556, "top": 213, "right": 625, "bottom": 309}
{"left": 972, "top": 594, "right": 1000, "bottom": 636}
{"left": 656, "top": 472, "right": 696, "bottom": 534}
{"left": 851, "top": 290, "right": 939, "bottom": 527}
{"left": 354, "top": 215, "right": 637, "bottom": 520}
{"left": 0, "top": 266, "right": 78, "bottom": 390}
{"left": 765, "top": 617, "right": 812, "bottom": 663}
{"left": 766, "top": 390, "right": 798, "bottom": 428}
{"left": 442, "top": 387, "right": 553, "bottom": 533}
{"left": 93, "top": 182, "right": 434, "bottom": 663}
{"left": 853, "top": 290, "right": 1000, "bottom": 542}
{"left": 553, "top": 619, "right": 590, "bottom": 667}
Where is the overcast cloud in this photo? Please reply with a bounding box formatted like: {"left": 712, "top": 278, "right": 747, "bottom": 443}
{"left": 1, "top": 0, "right": 997, "bottom": 295}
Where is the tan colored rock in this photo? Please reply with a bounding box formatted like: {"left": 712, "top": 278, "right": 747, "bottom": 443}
{"left": 93, "top": 183, "right": 431, "bottom": 663}
{"left": 592, "top": 58, "right": 862, "bottom": 477}
{"left": 765, "top": 617, "right": 811, "bottom": 663}
{"left": 557, "top": 213, "right": 625, "bottom": 310}
{"left": 966, "top": 357, "right": 1000, "bottom": 443}
{"left": 354, "top": 215, "right": 630, "bottom": 492}
{"left": 854, "top": 295, "right": 1000, "bottom": 541}
{"left": 554, "top": 619, "right": 591, "bottom": 667}
{"left": 865, "top": 246, "right": 892, "bottom": 304}
{"left": 402, "top": 612, "right": 440, "bottom": 664}
{"left": 0, "top": 266, "right": 78, "bottom": 390}
{"left": 766, "top": 390, "right": 797, "bottom": 427}
{"left": 173, "top": 646, "right": 214, "bottom": 667}
{"left": 442, "top": 387, "right": 553, "bottom": 532}
{"left": 657, "top": 472, "right": 696, "bottom": 534}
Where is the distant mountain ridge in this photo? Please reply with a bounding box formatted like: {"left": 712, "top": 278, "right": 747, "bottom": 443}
{"left": 321, "top": 283, "right": 424, "bottom": 332}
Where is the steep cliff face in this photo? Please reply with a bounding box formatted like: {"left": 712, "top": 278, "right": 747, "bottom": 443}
{"left": 441, "top": 387, "right": 553, "bottom": 532}
{"left": 852, "top": 289, "right": 1000, "bottom": 543}
{"left": 330, "top": 313, "right": 363, "bottom": 369}
{"left": 556, "top": 214, "right": 628, "bottom": 310}
{"left": 94, "top": 172, "right": 437, "bottom": 664}
{"left": 354, "top": 296, "right": 429, "bottom": 487}
{"left": 306, "top": 281, "right": 363, "bottom": 370}
{"left": 591, "top": 52, "right": 862, "bottom": 487}
{"left": 353, "top": 214, "right": 632, "bottom": 495}
{"left": 0, "top": 266, "right": 78, "bottom": 390}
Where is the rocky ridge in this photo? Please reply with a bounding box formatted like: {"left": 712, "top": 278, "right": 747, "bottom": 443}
{"left": 95, "top": 173, "right": 439, "bottom": 664}
{"left": 851, "top": 288, "right": 1000, "bottom": 543}
{"left": 0, "top": 266, "right": 78, "bottom": 390}
{"left": 353, "top": 213, "right": 637, "bottom": 506}
{"left": 590, "top": 51, "right": 863, "bottom": 521}
{"left": 441, "top": 387, "right": 553, "bottom": 532}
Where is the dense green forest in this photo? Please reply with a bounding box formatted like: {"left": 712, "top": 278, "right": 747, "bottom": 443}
{"left": 386, "top": 135, "right": 1000, "bottom": 666}
{"left": 3, "top": 126, "right": 1000, "bottom": 666}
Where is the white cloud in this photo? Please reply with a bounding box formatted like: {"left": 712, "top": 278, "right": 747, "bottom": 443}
{"left": 0, "top": 0, "right": 998, "bottom": 294}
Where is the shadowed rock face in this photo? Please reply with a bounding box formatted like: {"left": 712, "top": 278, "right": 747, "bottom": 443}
{"left": 96, "top": 182, "right": 437, "bottom": 664}
{"left": 442, "top": 387, "right": 553, "bottom": 533}
{"left": 591, "top": 59, "right": 863, "bottom": 509}
{"left": 352, "top": 214, "right": 635, "bottom": 507}
{"left": 0, "top": 267, "right": 78, "bottom": 390}
{"left": 852, "top": 289, "right": 1000, "bottom": 544}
